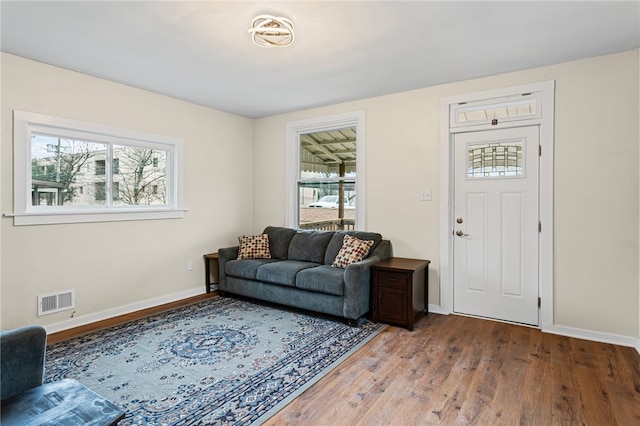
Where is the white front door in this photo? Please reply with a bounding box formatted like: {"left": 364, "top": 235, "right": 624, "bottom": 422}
{"left": 453, "top": 126, "right": 539, "bottom": 325}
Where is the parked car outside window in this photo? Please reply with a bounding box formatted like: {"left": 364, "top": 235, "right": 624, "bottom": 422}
{"left": 308, "top": 195, "right": 349, "bottom": 208}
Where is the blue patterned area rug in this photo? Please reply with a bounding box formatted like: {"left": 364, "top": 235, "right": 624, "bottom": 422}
{"left": 45, "top": 296, "right": 385, "bottom": 425}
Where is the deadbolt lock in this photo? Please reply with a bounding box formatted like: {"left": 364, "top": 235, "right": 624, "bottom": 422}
{"left": 456, "top": 217, "right": 464, "bottom": 224}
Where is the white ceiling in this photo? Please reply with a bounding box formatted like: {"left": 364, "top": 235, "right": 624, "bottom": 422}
{"left": 1, "top": 1, "right": 639, "bottom": 118}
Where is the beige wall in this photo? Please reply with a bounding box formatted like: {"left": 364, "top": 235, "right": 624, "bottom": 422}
{"left": 2, "top": 50, "right": 639, "bottom": 341}
{"left": 1, "top": 53, "right": 255, "bottom": 329}
{"left": 254, "top": 50, "right": 640, "bottom": 339}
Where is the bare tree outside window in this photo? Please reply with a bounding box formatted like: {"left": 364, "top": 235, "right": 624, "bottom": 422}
{"left": 114, "top": 146, "right": 167, "bottom": 206}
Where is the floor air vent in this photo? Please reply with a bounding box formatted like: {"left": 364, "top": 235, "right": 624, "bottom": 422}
{"left": 38, "top": 289, "right": 76, "bottom": 316}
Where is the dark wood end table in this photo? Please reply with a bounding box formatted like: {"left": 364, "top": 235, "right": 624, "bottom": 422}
{"left": 371, "top": 257, "right": 430, "bottom": 331}
{"left": 203, "top": 252, "right": 219, "bottom": 293}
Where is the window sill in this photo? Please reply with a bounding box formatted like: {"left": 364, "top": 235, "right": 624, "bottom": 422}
{"left": 5, "top": 209, "right": 186, "bottom": 226}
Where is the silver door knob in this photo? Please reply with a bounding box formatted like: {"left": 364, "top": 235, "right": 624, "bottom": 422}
{"left": 456, "top": 230, "right": 469, "bottom": 237}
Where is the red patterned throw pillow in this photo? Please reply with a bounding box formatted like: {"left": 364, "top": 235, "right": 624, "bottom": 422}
{"left": 331, "top": 235, "right": 374, "bottom": 268}
{"left": 237, "top": 234, "right": 271, "bottom": 259}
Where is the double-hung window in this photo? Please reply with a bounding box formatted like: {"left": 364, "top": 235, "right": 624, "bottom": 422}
{"left": 12, "top": 111, "right": 184, "bottom": 225}
{"left": 286, "top": 111, "right": 365, "bottom": 230}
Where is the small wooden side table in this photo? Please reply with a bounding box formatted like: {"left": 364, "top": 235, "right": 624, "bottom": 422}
{"left": 371, "top": 257, "right": 430, "bottom": 331}
{"left": 203, "top": 252, "right": 219, "bottom": 293}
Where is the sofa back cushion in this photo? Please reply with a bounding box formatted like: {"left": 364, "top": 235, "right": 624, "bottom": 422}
{"left": 263, "top": 226, "right": 297, "bottom": 260}
{"left": 288, "top": 230, "right": 335, "bottom": 263}
{"left": 324, "top": 231, "right": 383, "bottom": 265}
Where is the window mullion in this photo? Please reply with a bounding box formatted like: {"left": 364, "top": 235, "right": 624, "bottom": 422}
{"left": 106, "top": 143, "right": 113, "bottom": 207}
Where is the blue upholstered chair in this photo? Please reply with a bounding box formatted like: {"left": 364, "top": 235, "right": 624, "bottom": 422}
{"left": 0, "top": 325, "right": 47, "bottom": 401}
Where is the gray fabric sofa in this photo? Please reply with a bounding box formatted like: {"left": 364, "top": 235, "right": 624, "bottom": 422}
{"left": 218, "top": 226, "right": 391, "bottom": 322}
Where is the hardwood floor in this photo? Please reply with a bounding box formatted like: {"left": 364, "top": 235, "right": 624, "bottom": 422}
{"left": 265, "top": 313, "right": 640, "bottom": 426}
{"left": 47, "top": 297, "right": 640, "bottom": 425}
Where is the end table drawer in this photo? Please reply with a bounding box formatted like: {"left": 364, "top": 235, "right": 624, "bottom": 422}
{"left": 377, "top": 270, "right": 409, "bottom": 288}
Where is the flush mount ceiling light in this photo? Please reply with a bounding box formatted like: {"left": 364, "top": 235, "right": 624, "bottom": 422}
{"left": 248, "top": 15, "right": 294, "bottom": 48}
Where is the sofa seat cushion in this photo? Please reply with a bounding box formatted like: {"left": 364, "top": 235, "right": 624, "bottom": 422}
{"left": 295, "top": 265, "right": 346, "bottom": 296}
{"left": 256, "top": 260, "right": 320, "bottom": 287}
{"left": 226, "top": 259, "right": 279, "bottom": 280}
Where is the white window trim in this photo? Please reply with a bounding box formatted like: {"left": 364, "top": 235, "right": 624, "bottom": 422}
{"left": 11, "top": 110, "right": 184, "bottom": 226}
{"left": 439, "top": 81, "right": 555, "bottom": 328}
{"left": 285, "top": 111, "right": 365, "bottom": 230}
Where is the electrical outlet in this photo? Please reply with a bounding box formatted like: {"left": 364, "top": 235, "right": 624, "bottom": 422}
{"left": 187, "top": 260, "right": 193, "bottom": 271}
{"left": 420, "top": 190, "right": 432, "bottom": 201}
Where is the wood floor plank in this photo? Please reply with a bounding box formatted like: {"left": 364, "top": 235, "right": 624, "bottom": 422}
{"left": 354, "top": 331, "right": 437, "bottom": 425}
{"left": 472, "top": 325, "right": 534, "bottom": 426}
{"left": 575, "top": 366, "right": 617, "bottom": 425}
{"left": 518, "top": 330, "right": 553, "bottom": 425}
{"left": 606, "top": 380, "right": 640, "bottom": 425}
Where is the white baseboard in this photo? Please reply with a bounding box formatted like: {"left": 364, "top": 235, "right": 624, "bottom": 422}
{"left": 427, "top": 304, "right": 640, "bottom": 356}
{"left": 542, "top": 324, "right": 640, "bottom": 356}
{"left": 428, "top": 304, "right": 450, "bottom": 315}
{"left": 44, "top": 287, "right": 206, "bottom": 335}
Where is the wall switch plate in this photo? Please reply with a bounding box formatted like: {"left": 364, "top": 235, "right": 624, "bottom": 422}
{"left": 420, "top": 190, "right": 432, "bottom": 201}
{"left": 187, "top": 260, "right": 194, "bottom": 271}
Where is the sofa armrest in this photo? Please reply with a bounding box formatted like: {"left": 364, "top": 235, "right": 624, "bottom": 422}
{"left": 342, "top": 240, "right": 392, "bottom": 319}
{"left": 1, "top": 325, "right": 47, "bottom": 400}
{"left": 217, "top": 246, "right": 239, "bottom": 288}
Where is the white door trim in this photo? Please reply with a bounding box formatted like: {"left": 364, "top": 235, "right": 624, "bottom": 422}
{"left": 439, "top": 80, "right": 555, "bottom": 329}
